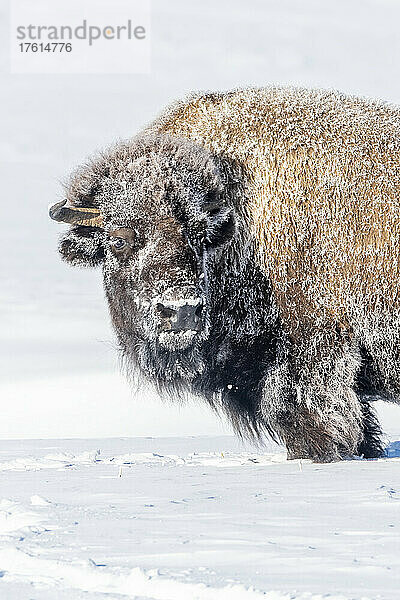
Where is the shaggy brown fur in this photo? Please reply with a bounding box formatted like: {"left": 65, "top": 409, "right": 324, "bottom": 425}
{"left": 149, "top": 88, "right": 400, "bottom": 317}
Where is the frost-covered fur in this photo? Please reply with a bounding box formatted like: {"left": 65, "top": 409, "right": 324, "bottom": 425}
{"left": 57, "top": 85, "right": 400, "bottom": 462}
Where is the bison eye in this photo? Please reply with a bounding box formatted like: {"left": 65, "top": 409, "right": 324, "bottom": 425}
{"left": 111, "top": 237, "right": 127, "bottom": 251}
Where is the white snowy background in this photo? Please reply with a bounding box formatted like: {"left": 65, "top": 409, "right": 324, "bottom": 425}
{"left": 1, "top": 0, "right": 400, "bottom": 598}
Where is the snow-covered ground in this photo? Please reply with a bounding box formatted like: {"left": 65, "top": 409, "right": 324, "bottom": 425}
{"left": 1, "top": 435, "right": 400, "bottom": 600}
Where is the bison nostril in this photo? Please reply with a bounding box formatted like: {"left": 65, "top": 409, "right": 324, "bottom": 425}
{"left": 156, "top": 299, "right": 203, "bottom": 333}
{"left": 156, "top": 303, "right": 177, "bottom": 319}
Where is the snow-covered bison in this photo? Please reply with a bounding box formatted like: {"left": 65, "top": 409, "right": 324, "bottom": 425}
{"left": 50, "top": 86, "right": 400, "bottom": 461}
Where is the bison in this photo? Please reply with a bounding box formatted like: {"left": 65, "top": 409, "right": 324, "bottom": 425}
{"left": 50, "top": 86, "right": 400, "bottom": 462}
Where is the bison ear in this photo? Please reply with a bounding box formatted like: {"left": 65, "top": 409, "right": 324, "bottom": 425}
{"left": 58, "top": 226, "right": 105, "bottom": 267}
{"left": 205, "top": 209, "right": 236, "bottom": 249}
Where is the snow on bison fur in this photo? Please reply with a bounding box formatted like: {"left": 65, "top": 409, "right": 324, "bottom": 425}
{"left": 50, "top": 86, "right": 400, "bottom": 462}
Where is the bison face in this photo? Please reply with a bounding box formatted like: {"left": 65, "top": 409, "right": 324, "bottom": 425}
{"left": 51, "top": 134, "right": 236, "bottom": 383}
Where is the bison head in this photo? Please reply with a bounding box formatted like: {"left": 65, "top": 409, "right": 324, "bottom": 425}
{"left": 50, "top": 134, "right": 236, "bottom": 387}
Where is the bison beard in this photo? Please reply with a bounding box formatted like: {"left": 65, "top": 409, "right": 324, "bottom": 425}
{"left": 50, "top": 85, "right": 400, "bottom": 462}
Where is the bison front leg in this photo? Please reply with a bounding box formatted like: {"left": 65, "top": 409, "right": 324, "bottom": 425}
{"left": 261, "top": 333, "right": 371, "bottom": 462}
{"left": 272, "top": 393, "right": 364, "bottom": 462}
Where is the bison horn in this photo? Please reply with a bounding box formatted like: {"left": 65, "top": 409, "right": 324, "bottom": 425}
{"left": 49, "top": 199, "right": 104, "bottom": 227}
